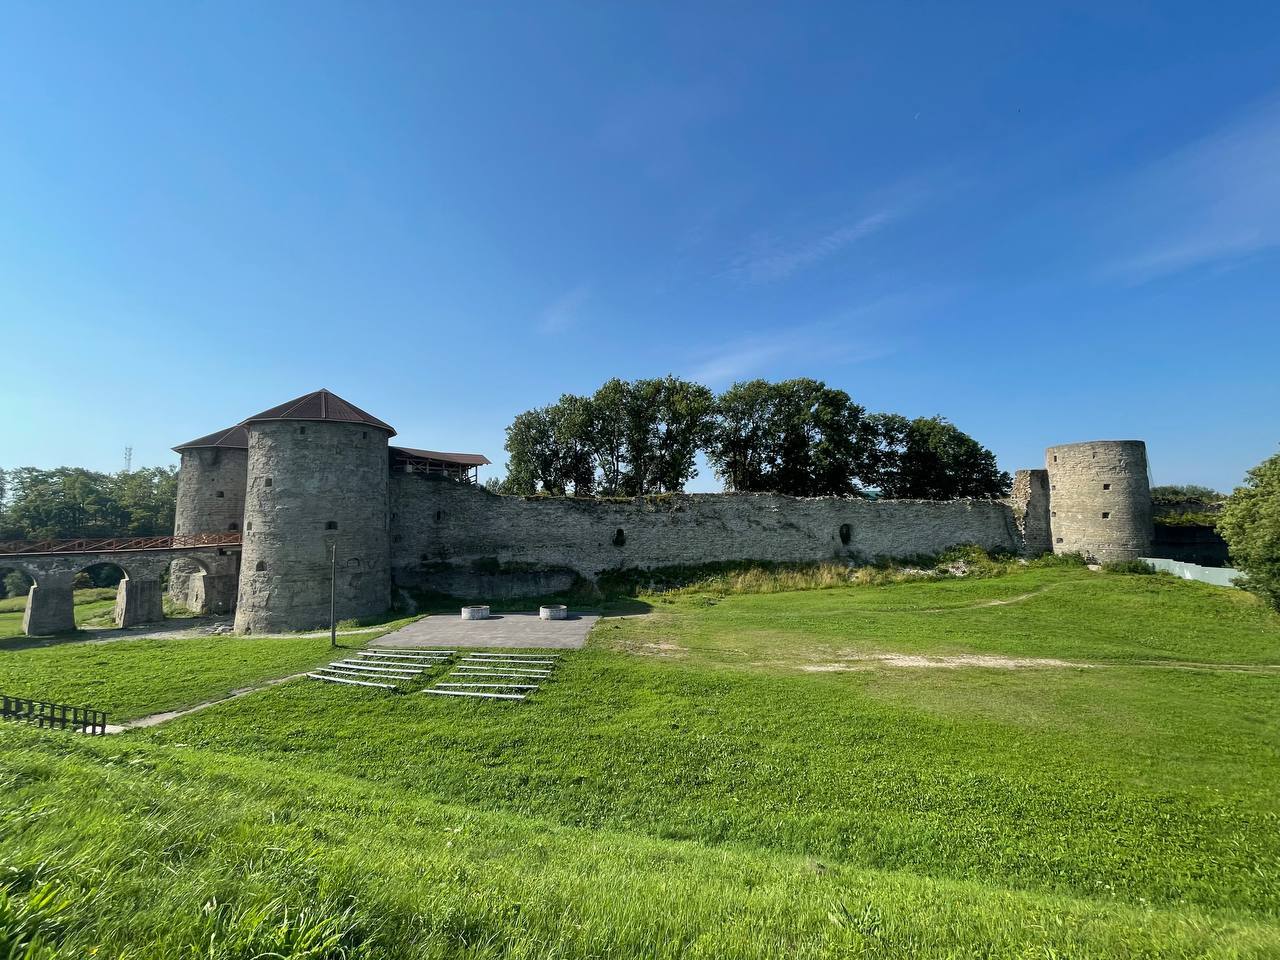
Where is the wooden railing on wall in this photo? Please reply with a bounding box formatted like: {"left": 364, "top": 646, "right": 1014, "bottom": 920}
{"left": 0, "top": 533, "right": 242, "bottom": 556}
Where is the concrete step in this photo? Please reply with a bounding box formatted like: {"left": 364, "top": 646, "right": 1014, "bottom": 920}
{"left": 330, "top": 660, "right": 423, "bottom": 674}
{"left": 318, "top": 666, "right": 415, "bottom": 682}
{"left": 308, "top": 673, "right": 396, "bottom": 690}
{"left": 424, "top": 688, "right": 526, "bottom": 701}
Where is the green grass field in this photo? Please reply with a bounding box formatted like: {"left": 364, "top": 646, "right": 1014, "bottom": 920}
{"left": 2, "top": 566, "right": 1278, "bottom": 958}
{"left": 0, "top": 587, "right": 118, "bottom": 644}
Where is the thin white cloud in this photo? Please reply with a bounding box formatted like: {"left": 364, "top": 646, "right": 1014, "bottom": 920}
{"left": 723, "top": 211, "right": 896, "bottom": 284}
{"left": 686, "top": 308, "right": 919, "bottom": 389}
{"left": 1104, "top": 95, "right": 1280, "bottom": 282}
{"left": 537, "top": 284, "right": 591, "bottom": 334}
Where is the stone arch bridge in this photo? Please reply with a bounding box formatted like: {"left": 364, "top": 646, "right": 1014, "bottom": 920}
{"left": 0, "top": 534, "right": 241, "bottom": 637}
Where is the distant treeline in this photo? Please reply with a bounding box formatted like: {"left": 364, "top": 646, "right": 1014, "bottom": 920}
{"left": 492, "top": 377, "right": 1011, "bottom": 500}
{"left": 0, "top": 466, "right": 178, "bottom": 542}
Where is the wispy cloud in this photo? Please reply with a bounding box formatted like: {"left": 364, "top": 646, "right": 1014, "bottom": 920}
{"left": 1104, "top": 95, "right": 1280, "bottom": 282}
{"left": 537, "top": 284, "right": 591, "bottom": 334}
{"left": 683, "top": 293, "right": 938, "bottom": 387}
{"left": 723, "top": 211, "right": 896, "bottom": 284}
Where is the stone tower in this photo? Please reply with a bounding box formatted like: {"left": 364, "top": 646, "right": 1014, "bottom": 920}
{"left": 170, "top": 425, "right": 248, "bottom": 614}
{"left": 234, "top": 389, "right": 395, "bottom": 634}
{"left": 1045, "top": 440, "right": 1152, "bottom": 562}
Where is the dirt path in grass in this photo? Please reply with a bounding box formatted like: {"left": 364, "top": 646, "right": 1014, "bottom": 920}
{"left": 104, "top": 672, "right": 311, "bottom": 734}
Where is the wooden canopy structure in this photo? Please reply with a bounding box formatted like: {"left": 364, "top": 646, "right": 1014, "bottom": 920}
{"left": 390, "top": 447, "right": 490, "bottom": 485}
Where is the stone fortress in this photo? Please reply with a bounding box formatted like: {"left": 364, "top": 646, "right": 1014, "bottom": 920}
{"left": 169, "top": 389, "right": 1155, "bottom": 634}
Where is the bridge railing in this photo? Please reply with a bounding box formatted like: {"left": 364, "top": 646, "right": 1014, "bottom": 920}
{"left": 0, "top": 533, "right": 242, "bottom": 556}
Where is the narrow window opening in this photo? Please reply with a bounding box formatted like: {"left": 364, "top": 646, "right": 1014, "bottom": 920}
{"left": 1102, "top": 483, "right": 1111, "bottom": 490}
{"left": 228, "top": 522, "right": 238, "bottom": 531}
{"left": 362, "top": 431, "right": 368, "bottom": 439}
{"left": 255, "top": 560, "right": 266, "bottom": 572}
{"left": 246, "top": 522, "right": 253, "bottom": 531}
{"left": 1053, "top": 455, "right": 1057, "bottom": 462}
{"left": 216, "top": 490, "right": 225, "bottom": 498}
{"left": 838, "top": 523, "right": 852, "bottom": 546}
{"left": 1051, "top": 511, "right": 1056, "bottom": 517}
{"left": 325, "top": 521, "right": 338, "bottom": 530}
{"left": 392, "top": 534, "right": 402, "bottom": 543}
{"left": 611, "top": 528, "right": 626, "bottom": 547}
{"left": 435, "top": 510, "right": 442, "bottom": 523}
{"left": 1055, "top": 537, "right": 1064, "bottom": 543}
{"left": 299, "top": 426, "right": 306, "bottom": 435}
{"left": 391, "top": 512, "right": 398, "bottom": 521}
{"left": 1102, "top": 512, "right": 1110, "bottom": 519}
{"left": 264, "top": 478, "right": 273, "bottom": 487}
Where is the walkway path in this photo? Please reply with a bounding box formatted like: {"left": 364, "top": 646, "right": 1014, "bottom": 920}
{"left": 377, "top": 611, "right": 598, "bottom": 650}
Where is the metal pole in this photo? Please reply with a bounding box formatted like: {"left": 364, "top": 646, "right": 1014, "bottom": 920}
{"left": 329, "top": 543, "right": 337, "bottom": 648}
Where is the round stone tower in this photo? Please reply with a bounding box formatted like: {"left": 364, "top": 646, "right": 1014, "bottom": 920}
{"left": 170, "top": 425, "right": 248, "bottom": 614}
{"left": 234, "top": 389, "right": 395, "bottom": 634}
{"left": 1045, "top": 440, "right": 1152, "bottom": 562}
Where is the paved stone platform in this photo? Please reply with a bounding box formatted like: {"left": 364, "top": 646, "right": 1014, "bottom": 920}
{"left": 376, "top": 611, "right": 598, "bottom": 649}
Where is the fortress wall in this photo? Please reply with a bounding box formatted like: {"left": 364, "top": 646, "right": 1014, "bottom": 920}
{"left": 390, "top": 474, "right": 1023, "bottom": 596}
{"left": 1010, "top": 469, "right": 1052, "bottom": 557}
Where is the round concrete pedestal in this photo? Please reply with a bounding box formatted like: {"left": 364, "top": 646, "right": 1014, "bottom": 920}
{"left": 461, "top": 605, "right": 490, "bottom": 621}
{"left": 539, "top": 604, "right": 568, "bottom": 621}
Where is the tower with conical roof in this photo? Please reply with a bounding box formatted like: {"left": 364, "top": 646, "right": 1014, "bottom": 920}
{"left": 234, "top": 389, "right": 395, "bottom": 633}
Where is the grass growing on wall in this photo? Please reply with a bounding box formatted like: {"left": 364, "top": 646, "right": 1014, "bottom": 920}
{"left": 2, "top": 566, "right": 1279, "bottom": 956}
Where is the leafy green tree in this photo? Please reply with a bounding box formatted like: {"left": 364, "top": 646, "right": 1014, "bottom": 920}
{"left": 1, "top": 465, "right": 180, "bottom": 539}
{"left": 1151, "top": 484, "right": 1226, "bottom": 503}
{"left": 2, "top": 568, "right": 32, "bottom": 600}
{"left": 502, "top": 407, "right": 561, "bottom": 495}
{"left": 549, "top": 394, "right": 597, "bottom": 496}
{"left": 649, "top": 376, "right": 714, "bottom": 494}
{"left": 769, "top": 379, "right": 870, "bottom": 497}
{"left": 707, "top": 379, "right": 871, "bottom": 496}
{"left": 871, "top": 416, "right": 1010, "bottom": 499}
{"left": 705, "top": 379, "right": 775, "bottom": 493}
{"left": 589, "top": 379, "right": 631, "bottom": 495}
{"left": 1217, "top": 449, "right": 1280, "bottom": 611}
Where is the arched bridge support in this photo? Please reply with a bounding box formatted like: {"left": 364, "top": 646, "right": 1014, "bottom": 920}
{"left": 112, "top": 556, "right": 169, "bottom": 628}
{"left": 0, "top": 544, "right": 237, "bottom": 637}
{"left": 23, "top": 569, "right": 76, "bottom": 637}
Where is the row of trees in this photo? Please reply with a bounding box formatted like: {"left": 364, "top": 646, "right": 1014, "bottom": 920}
{"left": 493, "top": 377, "right": 1011, "bottom": 500}
{"left": 0, "top": 466, "right": 179, "bottom": 542}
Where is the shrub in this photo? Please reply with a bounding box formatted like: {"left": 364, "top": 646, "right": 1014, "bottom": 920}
{"left": 1028, "top": 551, "right": 1088, "bottom": 568}
{"left": 1101, "top": 559, "right": 1157, "bottom": 575}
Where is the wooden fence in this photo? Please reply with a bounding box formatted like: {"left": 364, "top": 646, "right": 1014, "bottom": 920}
{"left": 1, "top": 695, "right": 108, "bottom": 735}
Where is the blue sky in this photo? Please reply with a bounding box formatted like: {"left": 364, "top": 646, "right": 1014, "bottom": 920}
{"left": 1, "top": 2, "right": 1277, "bottom": 492}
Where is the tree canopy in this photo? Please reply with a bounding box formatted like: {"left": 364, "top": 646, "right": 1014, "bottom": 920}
{"left": 501, "top": 377, "right": 714, "bottom": 496}
{"left": 497, "top": 377, "right": 1010, "bottom": 500}
{"left": 1217, "top": 448, "right": 1280, "bottom": 611}
{"left": 0, "top": 466, "right": 178, "bottom": 541}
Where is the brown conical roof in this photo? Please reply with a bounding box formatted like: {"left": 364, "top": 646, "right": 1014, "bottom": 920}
{"left": 173, "top": 424, "right": 249, "bottom": 452}
{"left": 240, "top": 389, "right": 396, "bottom": 437}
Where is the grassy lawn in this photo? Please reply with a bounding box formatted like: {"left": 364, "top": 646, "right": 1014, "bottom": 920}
{"left": 1, "top": 566, "right": 1278, "bottom": 957}
{"left": 0, "top": 588, "right": 117, "bottom": 643}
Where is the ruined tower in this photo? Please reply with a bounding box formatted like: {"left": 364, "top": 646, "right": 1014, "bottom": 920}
{"left": 170, "top": 425, "right": 248, "bottom": 614}
{"left": 234, "top": 389, "right": 394, "bottom": 634}
{"left": 1045, "top": 440, "right": 1152, "bottom": 562}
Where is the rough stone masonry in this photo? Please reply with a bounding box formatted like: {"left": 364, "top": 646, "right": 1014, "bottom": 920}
{"left": 160, "top": 389, "right": 1152, "bottom": 633}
